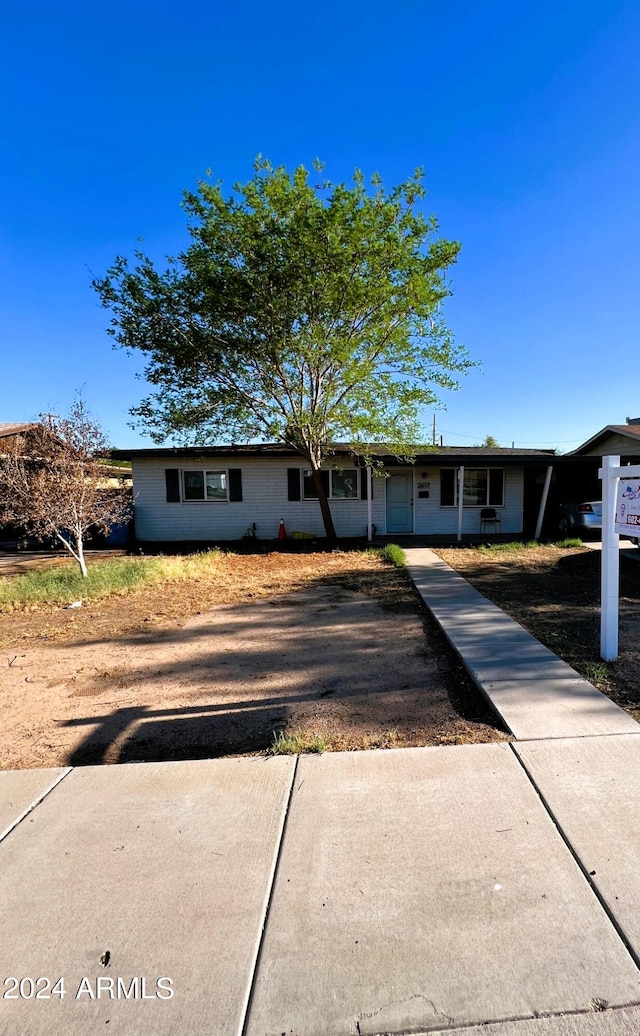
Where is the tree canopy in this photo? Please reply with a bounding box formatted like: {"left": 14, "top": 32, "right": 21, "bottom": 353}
{"left": 94, "top": 158, "right": 475, "bottom": 537}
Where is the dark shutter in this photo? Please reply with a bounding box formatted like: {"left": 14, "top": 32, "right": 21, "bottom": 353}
{"left": 228, "top": 468, "right": 243, "bottom": 502}
{"left": 488, "top": 469, "right": 504, "bottom": 506}
{"left": 360, "top": 470, "right": 373, "bottom": 499}
{"left": 440, "top": 469, "right": 455, "bottom": 507}
{"left": 287, "top": 468, "right": 301, "bottom": 501}
{"left": 165, "top": 468, "right": 181, "bottom": 503}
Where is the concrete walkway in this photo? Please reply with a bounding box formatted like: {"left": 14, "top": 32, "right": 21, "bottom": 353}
{"left": 405, "top": 548, "right": 639, "bottom": 740}
{"left": 3, "top": 548, "right": 640, "bottom": 1034}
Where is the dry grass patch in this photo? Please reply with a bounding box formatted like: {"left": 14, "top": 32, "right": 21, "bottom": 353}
{"left": 0, "top": 549, "right": 396, "bottom": 648}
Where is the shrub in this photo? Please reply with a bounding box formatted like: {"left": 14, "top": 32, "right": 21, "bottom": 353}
{"left": 380, "top": 543, "right": 406, "bottom": 566}
{"left": 268, "top": 730, "right": 327, "bottom": 755}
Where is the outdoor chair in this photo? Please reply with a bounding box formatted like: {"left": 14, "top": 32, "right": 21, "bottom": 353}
{"left": 480, "top": 508, "right": 501, "bottom": 534}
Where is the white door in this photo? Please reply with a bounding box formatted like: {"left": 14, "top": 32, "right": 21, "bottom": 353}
{"left": 386, "top": 474, "right": 413, "bottom": 533}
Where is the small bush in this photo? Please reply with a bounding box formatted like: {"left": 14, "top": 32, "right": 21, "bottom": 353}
{"left": 268, "top": 730, "right": 327, "bottom": 755}
{"left": 380, "top": 543, "right": 406, "bottom": 566}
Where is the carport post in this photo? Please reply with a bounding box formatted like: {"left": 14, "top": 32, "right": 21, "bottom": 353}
{"left": 600, "top": 454, "right": 620, "bottom": 661}
{"left": 367, "top": 466, "right": 373, "bottom": 542}
{"left": 534, "top": 465, "right": 554, "bottom": 541}
{"left": 457, "top": 466, "right": 464, "bottom": 542}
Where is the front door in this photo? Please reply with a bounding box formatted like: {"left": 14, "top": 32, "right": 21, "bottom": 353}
{"left": 386, "top": 473, "right": 413, "bottom": 533}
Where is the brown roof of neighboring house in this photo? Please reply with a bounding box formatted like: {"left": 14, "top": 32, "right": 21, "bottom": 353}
{"left": 568, "top": 424, "right": 640, "bottom": 455}
{"left": 0, "top": 423, "right": 37, "bottom": 439}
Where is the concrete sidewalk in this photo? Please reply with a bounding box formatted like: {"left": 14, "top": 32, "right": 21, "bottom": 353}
{"left": 405, "top": 548, "right": 639, "bottom": 741}
{"left": 3, "top": 547, "right": 640, "bottom": 1034}
{"left": 3, "top": 748, "right": 640, "bottom": 1035}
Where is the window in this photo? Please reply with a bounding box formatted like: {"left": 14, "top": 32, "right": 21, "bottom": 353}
{"left": 330, "top": 470, "right": 358, "bottom": 499}
{"left": 463, "top": 469, "right": 487, "bottom": 506}
{"left": 440, "top": 468, "right": 504, "bottom": 507}
{"left": 302, "top": 469, "right": 359, "bottom": 500}
{"left": 303, "top": 470, "right": 329, "bottom": 499}
{"left": 183, "top": 470, "right": 228, "bottom": 501}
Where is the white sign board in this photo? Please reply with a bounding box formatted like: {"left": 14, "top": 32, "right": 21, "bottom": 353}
{"left": 615, "top": 478, "right": 640, "bottom": 536}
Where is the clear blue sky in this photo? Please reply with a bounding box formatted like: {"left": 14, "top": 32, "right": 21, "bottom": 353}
{"left": 2, "top": 0, "right": 639, "bottom": 452}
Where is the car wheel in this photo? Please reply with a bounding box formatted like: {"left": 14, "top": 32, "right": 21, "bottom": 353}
{"left": 558, "top": 514, "right": 572, "bottom": 537}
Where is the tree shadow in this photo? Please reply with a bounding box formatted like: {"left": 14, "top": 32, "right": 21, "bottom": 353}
{"left": 46, "top": 571, "right": 506, "bottom": 767}
{"left": 63, "top": 701, "right": 290, "bottom": 765}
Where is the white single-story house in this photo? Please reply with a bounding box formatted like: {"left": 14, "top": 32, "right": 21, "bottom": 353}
{"left": 111, "top": 443, "right": 557, "bottom": 543}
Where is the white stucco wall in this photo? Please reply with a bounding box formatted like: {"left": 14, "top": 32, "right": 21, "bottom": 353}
{"left": 130, "top": 457, "right": 525, "bottom": 541}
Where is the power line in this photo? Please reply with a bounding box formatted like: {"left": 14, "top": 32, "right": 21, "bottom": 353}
{"left": 439, "top": 429, "right": 586, "bottom": 445}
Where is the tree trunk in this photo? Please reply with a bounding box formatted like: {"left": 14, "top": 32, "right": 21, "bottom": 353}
{"left": 310, "top": 465, "right": 337, "bottom": 541}
{"left": 56, "top": 529, "right": 89, "bottom": 577}
{"left": 76, "top": 535, "right": 88, "bottom": 578}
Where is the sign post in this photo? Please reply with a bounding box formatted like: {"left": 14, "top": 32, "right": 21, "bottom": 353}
{"left": 600, "top": 455, "right": 620, "bottom": 661}
{"left": 599, "top": 455, "right": 640, "bottom": 661}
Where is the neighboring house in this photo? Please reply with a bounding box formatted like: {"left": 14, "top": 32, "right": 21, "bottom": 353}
{"left": 568, "top": 418, "right": 640, "bottom": 462}
{"left": 111, "top": 443, "right": 556, "bottom": 543}
{"left": 0, "top": 424, "right": 45, "bottom": 545}
{"left": 0, "top": 424, "right": 133, "bottom": 548}
{"left": 0, "top": 422, "right": 38, "bottom": 443}
{"left": 544, "top": 419, "right": 640, "bottom": 514}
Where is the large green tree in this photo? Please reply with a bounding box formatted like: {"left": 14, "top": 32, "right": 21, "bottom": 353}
{"left": 95, "top": 159, "right": 474, "bottom": 538}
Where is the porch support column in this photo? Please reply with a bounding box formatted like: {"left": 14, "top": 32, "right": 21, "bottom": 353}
{"left": 534, "top": 465, "right": 554, "bottom": 541}
{"left": 457, "top": 466, "right": 464, "bottom": 542}
{"left": 367, "top": 466, "right": 373, "bottom": 542}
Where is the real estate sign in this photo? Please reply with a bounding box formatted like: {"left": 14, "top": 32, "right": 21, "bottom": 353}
{"left": 615, "top": 478, "right": 640, "bottom": 536}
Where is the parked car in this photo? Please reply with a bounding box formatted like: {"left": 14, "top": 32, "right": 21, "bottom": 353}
{"left": 557, "top": 501, "right": 640, "bottom": 546}
{"left": 557, "top": 500, "right": 602, "bottom": 537}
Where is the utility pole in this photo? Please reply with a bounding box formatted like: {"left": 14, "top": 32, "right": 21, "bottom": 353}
{"left": 432, "top": 414, "right": 436, "bottom": 446}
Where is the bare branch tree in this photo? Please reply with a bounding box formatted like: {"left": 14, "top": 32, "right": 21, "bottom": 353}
{"left": 0, "top": 399, "right": 132, "bottom": 577}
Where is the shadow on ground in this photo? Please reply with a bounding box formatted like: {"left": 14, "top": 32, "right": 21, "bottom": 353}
{"left": 0, "top": 568, "right": 508, "bottom": 768}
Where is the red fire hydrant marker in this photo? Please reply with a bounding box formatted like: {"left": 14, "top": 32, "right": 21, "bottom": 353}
{"left": 278, "top": 518, "right": 286, "bottom": 540}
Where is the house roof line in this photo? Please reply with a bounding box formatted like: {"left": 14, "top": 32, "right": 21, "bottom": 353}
{"left": 110, "top": 442, "right": 557, "bottom": 464}
{"left": 0, "top": 423, "right": 37, "bottom": 439}
{"left": 567, "top": 424, "right": 640, "bottom": 455}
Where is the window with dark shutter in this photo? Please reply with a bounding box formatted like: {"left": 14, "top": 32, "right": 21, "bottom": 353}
{"left": 165, "top": 469, "right": 181, "bottom": 503}
{"left": 228, "top": 469, "right": 243, "bottom": 502}
{"left": 287, "top": 468, "right": 301, "bottom": 501}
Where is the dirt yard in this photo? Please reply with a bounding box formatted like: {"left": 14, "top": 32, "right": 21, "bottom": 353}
{"left": 0, "top": 551, "right": 505, "bottom": 769}
{"left": 435, "top": 544, "right": 640, "bottom": 722}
